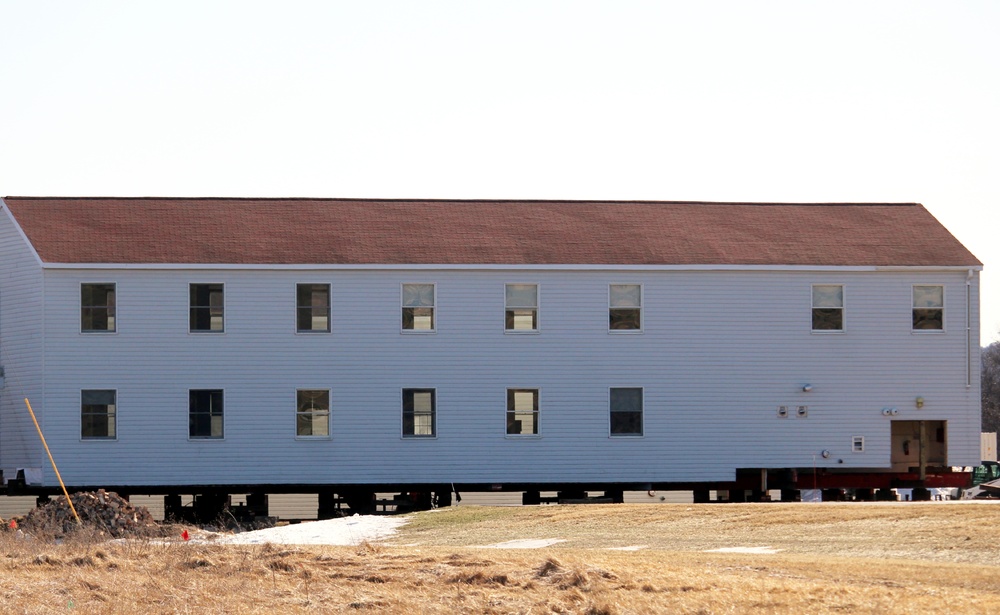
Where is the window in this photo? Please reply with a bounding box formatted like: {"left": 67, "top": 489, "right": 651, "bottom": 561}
{"left": 81, "top": 283, "right": 116, "bottom": 332}
{"left": 610, "top": 388, "right": 643, "bottom": 436}
{"left": 190, "top": 284, "right": 224, "bottom": 332}
{"left": 852, "top": 436, "right": 865, "bottom": 453}
{"left": 913, "top": 285, "right": 944, "bottom": 330}
{"left": 505, "top": 284, "right": 538, "bottom": 331}
{"left": 402, "top": 284, "right": 435, "bottom": 331}
{"left": 609, "top": 284, "right": 641, "bottom": 331}
{"left": 189, "top": 389, "right": 224, "bottom": 438}
{"left": 506, "top": 388, "right": 539, "bottom": 435}
{"left": 81, "top": 390, "right": 116, "bottom": 439}
{"left": 297, "top": 389, "right": 330, "bottom": 437}
{"left": 402, "top": 389, "right": 435, "bottom": 437}
{"left": 811, "top": 284, "right": 843, "bottom": 331}
{"left": 297, "top": 284, "right": 330, "bottom": 332}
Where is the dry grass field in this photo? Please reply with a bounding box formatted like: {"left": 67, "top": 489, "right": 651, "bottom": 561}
{"left": 2, "top": 502, "right": 999, "bottom": 613}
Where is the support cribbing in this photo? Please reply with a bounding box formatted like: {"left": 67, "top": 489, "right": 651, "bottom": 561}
{"left": 23, "top": 398, "right": 81, "bottom": 525}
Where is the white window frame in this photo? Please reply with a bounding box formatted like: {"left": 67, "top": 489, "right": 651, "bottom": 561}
{"left": 188, "top": 388, "right": 225, "bottom": 440}
{"left": 295, "top": 283, "right": 331, "bottom": 334}
{"left": 504, "top": 283, "right": 539, "bottom": 333}
{"left": 608, "top": 284, "right": 643, "bottom": 333}
{"left": 81, "top": 282, "right": 118, "bottom": 334}
{"left": 402, "top": 388, "right": 437, "bottom": 438}
{"left": 609, "top": 387, "right": 644, "bottom": 437}
{"left": 401, "top": 283, "right": 436, "bottom": 333}
{"left": 852, "top": 435, "right": 865, "bottom": 453}
{"left": 811, "top": 284, "right": 845, "bottom": 333}
{"left": 912, "top": 284, "right": 945, "bottom": 333}
{"left": 189, "top": 283, "right": 225, "bottom": 334}
{"left": 295, "top": 389, "right": 331, "bottom": 439}
{"left": 506, "top": 388, "right": 540, "bottom": 437}
{"left": 81, "top": 388, "right": 117, "bottom": 441}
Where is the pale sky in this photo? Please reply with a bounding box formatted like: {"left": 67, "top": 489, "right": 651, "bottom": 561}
{"left": 2, "top": 2, "right": 998, "bottom": 343}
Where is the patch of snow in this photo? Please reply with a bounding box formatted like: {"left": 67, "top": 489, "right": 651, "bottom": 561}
{"left": 704, "top": 546, "right": 781, "bottom": 554}
{"left": 478, "top": 538, "right": 566, "bottom": 549}
{"left": 199, "top": 515, "right": 409, "bottom": 546}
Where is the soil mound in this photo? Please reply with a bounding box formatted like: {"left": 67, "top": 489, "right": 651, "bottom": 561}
{"left": 19, "top": 490, "right": 159, "bottom": 539}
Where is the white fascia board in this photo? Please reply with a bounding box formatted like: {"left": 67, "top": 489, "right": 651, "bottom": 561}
{"left": 876, "top": 265, "right": 983, "bottom": 273}
{"left": 38, "top": 262, "right": 983, "bottom": 273}
{"left": 0, "top": 198, "right": 45, "bottom": 268}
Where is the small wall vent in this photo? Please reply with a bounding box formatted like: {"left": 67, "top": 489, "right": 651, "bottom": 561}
{"left": 777, "top": 405, "right": 789, "bottom": 418}
{"left": 796, "top": 405, "right": 808, "bottom": 418}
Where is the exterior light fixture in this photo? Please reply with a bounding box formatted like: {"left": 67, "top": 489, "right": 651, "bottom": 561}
{"left": 915, "top": 396, "right": 924, "bottom": 409}
{"left": 802, "top": 384, "right": 813, "bottom": 392}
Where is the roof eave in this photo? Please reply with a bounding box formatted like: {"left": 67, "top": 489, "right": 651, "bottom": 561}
{"left": 36, "top": 262, "right": 984, "bottom": 272}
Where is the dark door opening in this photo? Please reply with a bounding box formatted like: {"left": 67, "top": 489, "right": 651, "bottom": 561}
{"left": 891, "top": 420, "right": 947, "bottom": 476}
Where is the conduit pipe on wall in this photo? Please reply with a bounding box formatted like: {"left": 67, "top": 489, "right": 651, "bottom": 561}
{"left": 967, "top": 269, "right": 973, "bottom": 389}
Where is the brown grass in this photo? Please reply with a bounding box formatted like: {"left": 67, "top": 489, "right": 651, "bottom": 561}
{"left": 400, "top": 502, "right": 1000, "bottom": 564}
{"left": 1, "top": 503, "right": 998, "bottom": 613}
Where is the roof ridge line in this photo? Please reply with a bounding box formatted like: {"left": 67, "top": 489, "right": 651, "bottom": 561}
{"left": 3, "top": 196, "right": 923, "bottom": 207}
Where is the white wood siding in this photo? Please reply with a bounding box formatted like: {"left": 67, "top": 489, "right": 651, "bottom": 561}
{"left": 29, "top": 267, "right": 982, "bottom": 487}
{"left": 0, "top": 212, "right": 44, "bottom": 476}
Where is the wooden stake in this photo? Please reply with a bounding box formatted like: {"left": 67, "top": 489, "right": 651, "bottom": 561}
{"left": 23, "top": 398, "right": 81, "bottom": 525}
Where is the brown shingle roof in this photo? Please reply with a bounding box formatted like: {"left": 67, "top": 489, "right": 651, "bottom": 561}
{"left": 1, "top": 197, "right": 981, "bottom": 267}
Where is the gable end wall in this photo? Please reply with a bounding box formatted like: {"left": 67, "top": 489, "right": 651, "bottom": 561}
{"left": 0, "top": 204, "right": 44, "bottom": 477}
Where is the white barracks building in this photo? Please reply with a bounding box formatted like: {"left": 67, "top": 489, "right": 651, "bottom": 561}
{"left": 0, "top": 197, "right": 983, "bottom": 514}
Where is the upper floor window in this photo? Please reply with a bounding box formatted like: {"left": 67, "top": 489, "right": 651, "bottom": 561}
{"left": 81, "top": 389, "right": 116, "bottom": 439}
{"left": 913, "top": 285, "right": 944, "bottom": 331}
{"left": 507, "top": 388, "right": 539, "bottom": 435}
{"left": 81, "top": 283, "right": 116, "bottom": 332}
{"left": 297, "top": 284, "right": 330, "bottom": 333}
{"left": 402, "top": 284, "right": 435, "bottom": 331}
{"left": 189, "top": 389, "right": 224, "bottom": 439}
{"left": 609, "top": 284, "right": 641, "bottom": 331}
{"left": 505, "top": 284, "right": 538, "bottom": 331}
{"left": 190, "top": 284, "right": 224, "bottom": 332}
{"left": 297, "top": 389, "right": 330, "bottom": 437}
{"left": 402, "top": 388, "right": 436, "bottom": 437}
{"left": 812, "top": 284, "right": 844, "bottom": 331}
{"left": 610, "top": 387, "right": 643, "bottom": 436}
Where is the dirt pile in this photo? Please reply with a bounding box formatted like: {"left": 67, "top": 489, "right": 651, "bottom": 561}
{"left": 18, "top": 490, "right": 159, "bottom": 538}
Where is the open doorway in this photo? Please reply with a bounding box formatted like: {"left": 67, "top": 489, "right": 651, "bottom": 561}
{"left": 891, "top": 420, "right": 946, "bottom": 473}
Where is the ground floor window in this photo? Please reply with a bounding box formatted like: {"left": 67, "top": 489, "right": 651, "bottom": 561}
{"left": 297, "top": 389, "right": 330, "bottom": 437}
{"left": 610, "top": 387, "right": 643, "bottom": 436}
{"left": 507, "top": 388, "right": 539, "bottom": 435}
{"left": 81, "top": 390, "right": 116, "bottom": 439}
{"left": 403, "top": 389, "right": 435, "bottom": 437}
{"left": 189, "top": 389, "right": 224, "bottom": 438}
